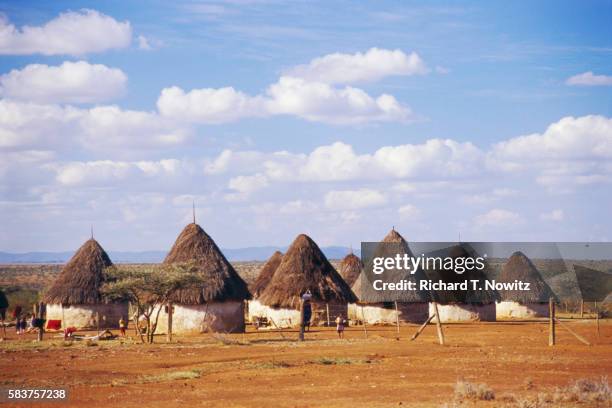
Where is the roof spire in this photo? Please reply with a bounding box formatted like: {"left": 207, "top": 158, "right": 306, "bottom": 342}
{"left": 192, "top": 200, "right": 196, "bottom": 224}
{"left": 91, "top": 225, "right": 94, "bottom": 240}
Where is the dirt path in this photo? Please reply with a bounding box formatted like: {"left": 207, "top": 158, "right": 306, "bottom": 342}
{"left": 1, "top": 320, "right": 610, "bottom": 407}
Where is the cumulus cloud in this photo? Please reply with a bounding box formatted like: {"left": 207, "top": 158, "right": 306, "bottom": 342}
{"left": 474, "top": 209, "right": 523, "bottom": 228}
{"left": 566, "top": 71, "right": 612, "bottom": 86}
{"left": 489, "top": 115, "right": 612, "bottom": 188}
{"left": 0, "top": 9, "right": 131, "bottom": 56}
{"left": 138, "top": 35, "right": 152, "bottom": 50}
{"left": 53, "top": 159, "right": 183, "bottom": 186}
{"left": 228, "top": 173, "right": 268, "bottom": 194}
{"left": 286, "top": 48, "right": 428, "bottom": 84}
{"left": 540, "top": 209, "right": 564, "bottom": 221}
{"left": 324, "top": 189, "right": 387, "bottom": 210}
{"left": 0, "top": 61, "right": 127, "bottom": 103}
{"left": 0, "top": 100, "right": 189, "bottom": 152}
{"left": 156, "top": 48, "right": 420, "bottom": 125}
{"left": 398, "top": 204, "right": 420, "bottom": 220}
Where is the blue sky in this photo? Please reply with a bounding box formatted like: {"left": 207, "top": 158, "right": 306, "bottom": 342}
{"left": 0, "top": 1, "right": 611, "bottom": 252}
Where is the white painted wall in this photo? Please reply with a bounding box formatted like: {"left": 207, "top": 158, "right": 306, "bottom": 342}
{"left": 429, "top": 303, "right": 496, "bottom": 322}
{"left": 155, "top": 301, "right": 245, "bottom": 334}
{"left": 496, "top": 301, "right": 549, "bottom": 319}
{"left": 348, "top": 302, "right": 429, "bottom": 325}
{"left": 46, "top": 303, "right": 128, "bottom": 329}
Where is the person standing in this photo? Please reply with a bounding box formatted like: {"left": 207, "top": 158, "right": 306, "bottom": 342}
{"left": 335, "top": 314, "right": 345, "bottom": 339}
{"left": 119, "top": 317, "right": 127, "bottom": 337}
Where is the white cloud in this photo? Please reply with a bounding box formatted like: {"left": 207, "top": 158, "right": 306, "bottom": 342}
{"left": 324, "top": 189, "right": 387, "bottom": 210}
{"left": 540, "top": 209, "right": 564, "bottom": 221}
{"left": 398, "top": 204, "right": 420, "bottom": 220}
{"left": 157, "top": 77, "right": 411, "bottom": 125}
{"left": 0, "top": 100, "right": 189, "bottom": 152}
{"left": 228, "top": 173, "right": 268, "bottom": 194}
{"left": 474, "top": 209, "right": 522, "bottom": 228}
{"left": 0, "top": 9, "right": 131, "bottom": 56}
{"left": 138, "top": 35, "right": 152, "bottom": 50}
{"left": 0, "top": 61, "right": 127, "bottom": 103}
{"left": 489, "top": 115, "right": 612, "bottom": 187}
{"left": 53, "top": 159, "right": 183, "bottom": 186}
{"left": 566, "top": 71, "right": 612, "bottom": 86}
{"left": 286, "top": 48, "right": 428, "bottom": 84}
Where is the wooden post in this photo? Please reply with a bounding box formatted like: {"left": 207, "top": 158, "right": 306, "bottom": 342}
{"left": 298, "top": 299, "right": 305, "bottom": 341}
{"left": 96, "top": 311, "right": 100, "bottom": 334}
{"left": 549, "top": 298, "right": 555, "bottom": 346}
{"left": 580, "top": 300, "right": 584, "bottom": 318}
{"left": 326, "top": 303, "right": 330, "bottom": 327}
{"left": 410, "top": 314, "right": 435, "bottom": 341}
{"left": 37, "top": 302, "right": 45, "bottom": 342}
{"left": 432, "top": 302, "right": 445, "bottom": 345}
{"left": 360, "top": 306, "right": 368, "bottom": 339}
{"left": 595, "top": 301, "right": 600, "bottom": 338}
{"left": 394, "top": 301, "right": 400, "bottom": 338}
{"left": 167, "top": 303, "right": 173, "bottom": 343}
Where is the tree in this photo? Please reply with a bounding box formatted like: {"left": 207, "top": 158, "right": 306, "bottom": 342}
{"left": 102, "top": 263, "right": 203, "bottom": 344}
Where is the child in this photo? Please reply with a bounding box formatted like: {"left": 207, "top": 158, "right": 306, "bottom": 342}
{"left": 335, "top": 315, "right": 345, "bottom": 339}
{"left": 119, "top": 317, "right": 127, "bottom": 337}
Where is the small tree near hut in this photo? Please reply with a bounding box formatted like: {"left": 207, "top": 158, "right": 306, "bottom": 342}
{"left": 102, "top": 263, "right": 203, "bottom": 343}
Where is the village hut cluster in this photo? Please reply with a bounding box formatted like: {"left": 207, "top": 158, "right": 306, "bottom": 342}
{"left": 39, "top": 220, "right": 559, "bottom": 334}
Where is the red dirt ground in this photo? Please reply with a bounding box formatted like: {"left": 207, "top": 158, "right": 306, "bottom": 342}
{"left": 1, "top": 320, "right": 610, "bottom": 407}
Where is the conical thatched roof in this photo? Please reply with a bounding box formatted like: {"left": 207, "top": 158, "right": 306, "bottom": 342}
{"left": 0, "top": 289, "right": 8, "bottom": 309}
{"left": 424, "top": 244, "right": 498, "bottom": 304}
{"left": 258, "top": 234, "right": 356, "bottom": 309}
{"left": 44, "top": 239, "right": 113, "bottom": 304}
{"left": 339, "top": 253, "right": 362, "bottom": 287}
{"left": 250, "top": 251, "right": 283, "bottom": 298}
{"left": 499, "top": 251, "right": 556, "bottom": 303}
{"left": 352, "top": 229, "right": 431, "bottom": 302}
{"left": 164, "top": 223, "right": 250, "bottom": 304}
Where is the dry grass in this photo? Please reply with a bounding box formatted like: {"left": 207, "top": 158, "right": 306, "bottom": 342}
{"left": 453, "top": 380, "right": 495, "bottom": 401}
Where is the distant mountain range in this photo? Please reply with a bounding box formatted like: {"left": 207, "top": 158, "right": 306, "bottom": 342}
{"left": 0, "top": 246, "right": 359, "bottom": 263}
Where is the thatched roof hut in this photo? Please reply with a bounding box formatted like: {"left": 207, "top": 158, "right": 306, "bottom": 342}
{"left": 499, "top": 251, "right": 556, "bottom": 303}
{"left": 250, "top": 251, "right": 283, "bottom": 297}
{"left": 258, "top": 234, "right": 356, "bottom": 309}
{"left": 44, "top": 239, "right": 113, "bottom": 304}
{"left": 164, "top": 223, "right": 250, "bottom": 304}
{"left": 339, "top": 253, "right": 362, "bottom": 287}
{"left": 352, "top": 229, "right": 431, "bottom": 302}
{"left": 425, "top": 244, "right": 499, "bottom": 304}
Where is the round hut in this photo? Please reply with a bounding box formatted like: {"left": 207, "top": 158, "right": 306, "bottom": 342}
{"left": 248, "top": 251, "right": 283, "bottom": 322}
{"left": 256, "top": 234, "right": 356, "bottom": 328}
{"left": 157, "top": 223, "right": 250, "bottom": 334}
{"left": 425, "top": 244, "right": 498, "bottom": 322}
{"left": 496, "top": 251, "right": 555, "bottom": 319}
{"left": 338, "top": 252, "right": 362, "bottom": 287}
{"left": 349, "top": 229, "right": 430, "bottom": 325}
{"left": 44, "top": 238, "right": 128, "bottom": 329}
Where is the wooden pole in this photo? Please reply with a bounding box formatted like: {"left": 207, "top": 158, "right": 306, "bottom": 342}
{"left": 96, "top": 311, "right": 100, "bottom": 334}
{"left": 326, "top": 303, "right": 330, "bottom": 327}
{"left": 37, "top": 302, "right": 45, "bottom": 342}
{"left": 549, "top": 298, "right": 555, "bottom": 346}
{"left": 432, "top": 302, "right": 445, "bottom": 345}
{"left": 580, "top": 300, "right": 584, "bottom": 318}
{"left": 167, "top": 302, "right": 173, "bottom": 343}
{"left": 360, "top": 306, "right": 368, "bottom": 339}
{"left": 394, "top": 301, "right": 400, "bottom": 338}
{"left": 410, "top": 314, "right": 435, "bottom": 341}
{"left": 595, "top": 301, "right": 600, "bottom": 338}
{"left": 555, "top": 318, "right": 590, "bottom": 346}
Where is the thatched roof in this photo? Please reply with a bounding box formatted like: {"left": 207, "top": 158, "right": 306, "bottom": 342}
{"left": 352, "top": 229, "right": 431, "bottom": 302}
{"left": 164, "top": 223, "right": 250, "bottom": 304}
{"left": 339, "top": 253, "right": 362, "bottom": 287}
{"left": 424, "top": 244, "right": 499, "bottom": 304}
{"left": 44, "top": 239, "right": 114, "bottom": 304}
{"left": 0, "top": 289, "right": 8, "bottom": 309}
{"left": 499, "top": 251, "right": 556, "bottom": 303}
{"left": 258, "top": 234, "right": 356, "bottom": 309}
{"left": 250, "top": 251, "right": 283, "bottom": 297}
